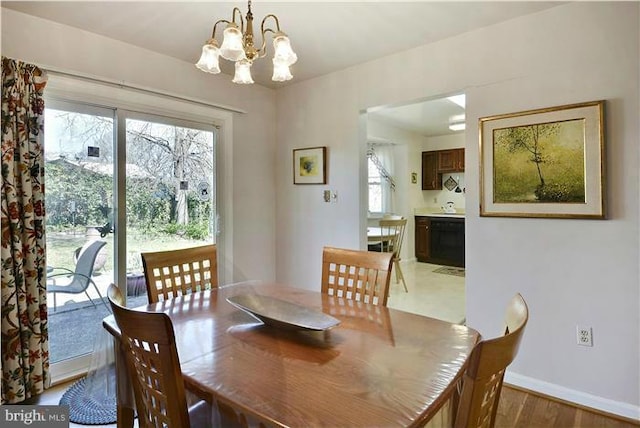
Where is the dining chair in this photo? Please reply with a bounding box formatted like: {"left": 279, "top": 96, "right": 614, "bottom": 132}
{"left": 321, "top": 246, "right": 393, "bottom": 307}
{"left": 47, "top": 240, "right": 110, "bottom": 312}
{"left": 367, "top": 215, "right": 402, "bottom": 250}
{"left": 141, "top": 244, "right": 218, "bottom": 303}
{"left": 378, "top": 218, "right": 408, "bottom": 292}
{"left": 454, "top": 293, "right": 529, "bottom": 428}
{"left": 106, "top": 284, "right": 212, "bottom": 428}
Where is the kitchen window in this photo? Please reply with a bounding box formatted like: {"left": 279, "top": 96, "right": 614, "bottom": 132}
{"left": 367, "top": 143, "right": 395, "bottom": 215}
{"left": 368, "top": 157, "right": 383, "bottom": 213}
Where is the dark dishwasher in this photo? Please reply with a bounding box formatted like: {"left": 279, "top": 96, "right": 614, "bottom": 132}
{"left": 429, "top": 218, "right": 465, "bottom": 267}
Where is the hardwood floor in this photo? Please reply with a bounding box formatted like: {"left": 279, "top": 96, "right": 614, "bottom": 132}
{"left": 496, "top": 386, "right": 639, "bottom": 428}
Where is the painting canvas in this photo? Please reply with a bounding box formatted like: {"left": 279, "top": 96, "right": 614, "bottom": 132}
{"left": 493, "top": 119, "right": 585, "bottom": 203}
{"left": 293, "top": 146, "right": 326, "bottom": 184}
{"left": 480, "top": 101, "right": 605, "bottom": 218}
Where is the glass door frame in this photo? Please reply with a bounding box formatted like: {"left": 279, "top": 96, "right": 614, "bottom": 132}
{"left": 114, "top": 110, "right": 219, "bottom": 293}
{"left": 44, "top": 98, "right": 117, "bottom": 381}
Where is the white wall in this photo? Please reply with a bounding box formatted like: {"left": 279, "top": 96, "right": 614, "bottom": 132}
{"left": 1, "top": 8, "right": 278, "bottom": 283}
{"left": 276, "top": 2, "right": 639, "bottom": 418}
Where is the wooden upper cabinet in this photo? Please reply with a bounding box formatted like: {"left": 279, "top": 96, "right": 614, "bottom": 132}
{"left": 437, "top": 149, "right": 465, "bottom": 173}
{"left": 458, "top": 149, "right": 465, "bottom": 171}
{"left": 422, "top": 152, "right": 441, "bottom": 190}
{"left": 422, "top": 148, "right": 464, "bottom": 190}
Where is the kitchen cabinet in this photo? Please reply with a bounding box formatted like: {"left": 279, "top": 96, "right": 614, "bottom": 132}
{"left": 415, "top": 215, "right": 465, "bottom": 267}
{"left": 421, "top": 149, "right": 464, "bottom": 191}
{"left": 415, "top": 216, "right": 431, "bottom": 261}
{"left": 421, "top": 152, "right": 441, "bottom": 190}
{"left": 437, "top": 148, "right": 465, "bottom": 173}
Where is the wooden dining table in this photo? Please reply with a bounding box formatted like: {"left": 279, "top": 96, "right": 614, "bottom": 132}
{"left": 103, "top": 281, "right": 479, "bottom": 427}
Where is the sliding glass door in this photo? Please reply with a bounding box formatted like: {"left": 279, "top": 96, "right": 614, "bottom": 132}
{"left": 44, "top": 100, "right": 217, "bottom": 378}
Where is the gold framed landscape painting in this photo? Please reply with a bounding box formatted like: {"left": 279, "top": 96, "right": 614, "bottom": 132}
{"left": 293, "top": 146, "right": 327, "bottom": 184}
{"left": 479, "top": 100, "right": 605, "bottom": 219}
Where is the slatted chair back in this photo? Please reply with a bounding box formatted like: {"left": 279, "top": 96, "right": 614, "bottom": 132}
{"left": 378, "top": 218, "right": 408, "bottom": 292}
{"left": 378, "top": 218, "right": 407, "bottom": 256}
{"left": 142, "top": 244, "right": 217, "bottom": 303}
{"left": 107, "top": 284, "right": 192, "bottom": 428}
{"left": 454, "top": 294, "right": 529, "bottom": 428}
{"left": 321, "top": 246, "right": 393, "bottom": 307}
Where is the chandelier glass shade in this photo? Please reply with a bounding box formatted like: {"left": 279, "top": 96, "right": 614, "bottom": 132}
{"left": 272, "top": 58, "right": 292, "bottom": 82}
{"left": 233, "top": 60, "right": 255, "bottom": 84}
{"left": 196, "top": 41, "right": 221, "bottom": 74}
{"left": 196, "top": 0, "right": 297, "bottom": 84}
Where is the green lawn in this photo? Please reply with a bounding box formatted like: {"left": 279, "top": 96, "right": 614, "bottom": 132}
{"left": 46, "top": 227, "right": 211, "bottom": 273}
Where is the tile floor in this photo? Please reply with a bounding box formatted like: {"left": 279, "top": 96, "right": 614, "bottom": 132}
{"left": 29, "top": 260, "right": 465, "bottom": 427}
{"left": 387, "top": 260, "right": 466, "bottom": 325}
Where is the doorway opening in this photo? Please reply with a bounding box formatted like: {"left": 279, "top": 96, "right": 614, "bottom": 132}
{"left": 363, "top": 93, "right": 466, "bottom": 323}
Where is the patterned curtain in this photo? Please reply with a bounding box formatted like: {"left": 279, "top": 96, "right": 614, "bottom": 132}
{"left": 1, "top": 57, "right": 49, "bottom": 404}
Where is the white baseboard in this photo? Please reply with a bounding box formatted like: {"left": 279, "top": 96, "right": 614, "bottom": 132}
{"left": 505, "top": 371, "right": 640, "bottom": 421}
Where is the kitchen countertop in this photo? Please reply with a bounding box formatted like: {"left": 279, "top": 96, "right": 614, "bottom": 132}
{"left": 414, "top": 208, "right": 465, "bottom": 219}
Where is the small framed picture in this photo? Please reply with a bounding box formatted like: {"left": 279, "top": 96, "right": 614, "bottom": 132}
{"left": 479, "top": 100, "right": 605, "bottom": 219}
{"left": 293, "top": 146, "right": 327, "bottom": 184}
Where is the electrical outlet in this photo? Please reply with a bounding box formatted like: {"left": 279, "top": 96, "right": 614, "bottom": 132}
{"left": 576, "top": 326, "right": 593, "bottom": 347}
{"left": 323, "top": 190, "right": 331, "bottom": 202}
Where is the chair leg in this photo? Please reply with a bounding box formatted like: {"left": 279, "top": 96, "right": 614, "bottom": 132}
{"left": 52, "top": 292, "right": 57, "bottom": 312}
{"left": 91, "top": 280, "right": 112, "bottom": 313}
{"left": 395, "top": 259, "right": 408, "bottom": 292}
{"left": 85, "top": 291, "right": 98, "bottom": 309}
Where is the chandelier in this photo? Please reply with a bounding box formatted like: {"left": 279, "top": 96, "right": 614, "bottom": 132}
{"left": 195, "top": 0, "right": 297, "bottom": 84}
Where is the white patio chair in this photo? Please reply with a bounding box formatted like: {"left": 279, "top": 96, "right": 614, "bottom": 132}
{"left": 47, "top": 240, "right": 110, "bottom": 312}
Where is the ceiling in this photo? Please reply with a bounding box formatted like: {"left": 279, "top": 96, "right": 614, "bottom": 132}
{"left": 368, "top": 95, "right": 466, "bottom": 137}
{"left": 2, "top": 1, "right": 561, "bottom": 136}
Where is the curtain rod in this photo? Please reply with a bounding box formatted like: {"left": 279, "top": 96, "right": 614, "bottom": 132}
{"left": 41, "top": 65, "right": 246, "bottom": 115}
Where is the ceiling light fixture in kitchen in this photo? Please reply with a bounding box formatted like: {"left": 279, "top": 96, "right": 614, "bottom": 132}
{"left": 449, "top": 114, "right": 466, "bottom": 131}
{"left": 195, "top": 0, "right": 297, "bottom": 84}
